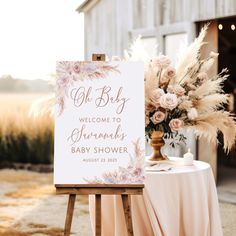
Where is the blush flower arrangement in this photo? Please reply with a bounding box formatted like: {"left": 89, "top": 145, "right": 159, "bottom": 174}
{"left": 126, "top": 25, "right": 236, "bottom": 152}
{"left": 56, "top": 61, "right": 119, "bottom": 115}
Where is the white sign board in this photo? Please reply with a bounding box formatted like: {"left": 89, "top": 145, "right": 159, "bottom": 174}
{"left": 54, "top": 61, "right": 145, "bottom": 185}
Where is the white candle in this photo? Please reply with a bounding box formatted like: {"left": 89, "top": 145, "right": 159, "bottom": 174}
{"left": 183, "top": 148, "right": 194, "bottom": 166}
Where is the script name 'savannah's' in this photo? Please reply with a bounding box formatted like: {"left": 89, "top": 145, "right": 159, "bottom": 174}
{"left": 67, "top": 124, "right": 127, "bottom": 145}
{"left": 70, "top": 85, "right": 130, "bottom": 114}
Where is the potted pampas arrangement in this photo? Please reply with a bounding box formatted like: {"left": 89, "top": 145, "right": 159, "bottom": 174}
{"left": 31, "top": 25, "right": 236, "bottom": 162}
{"left": 125, "top": 25, "right": 236, "bottom": 161}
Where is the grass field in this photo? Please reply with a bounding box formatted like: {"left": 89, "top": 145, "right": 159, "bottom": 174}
{"left": 0, "top": 93, "right": 54, "bottom": 164}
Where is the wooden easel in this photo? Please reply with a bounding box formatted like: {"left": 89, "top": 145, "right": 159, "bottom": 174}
{"left": 56, "top": 184, "right": 144, "bottom": 236}
{"left": 55, "top": 54, "right": 144, "bottom": 236}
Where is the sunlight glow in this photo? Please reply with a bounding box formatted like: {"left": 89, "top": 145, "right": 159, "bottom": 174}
{"left": 0, "top": 0, "right": 84, "bottom": 80}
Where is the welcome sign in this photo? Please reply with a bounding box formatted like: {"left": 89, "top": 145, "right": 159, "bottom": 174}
{"left": 54, "top": 61, "right": 145, "bottom": 184}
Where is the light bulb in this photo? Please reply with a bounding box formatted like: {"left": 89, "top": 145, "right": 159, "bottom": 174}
{"left": 218, "top": 24, "right": 223, "bottom": 30}
{"left": 231, "top": 24, "right": 235, "bottom": 31}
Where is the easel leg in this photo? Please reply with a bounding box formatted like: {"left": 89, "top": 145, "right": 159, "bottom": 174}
{"left": 64, "top": 194, "right": 76, "bottom": 236}
{"left": 95, "top": 194, "right": 101, "bottom": 236}
{"left": 122, "top": 195, "right": 133, "bottom": 236}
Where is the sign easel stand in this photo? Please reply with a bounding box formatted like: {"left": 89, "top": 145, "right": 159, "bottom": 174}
{"left": 55, "top": 54, "right": 144, "bottom": 236}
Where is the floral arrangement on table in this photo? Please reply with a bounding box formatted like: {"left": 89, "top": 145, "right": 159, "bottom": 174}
{"left": 31, "top": 25, "right": 236, "bottom": 155}
{"left": 125, "top": 25, "right": 236, "bottom": 153}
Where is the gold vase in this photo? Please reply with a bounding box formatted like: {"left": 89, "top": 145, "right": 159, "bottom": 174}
{"left": 149, "top": 131, "right": 168, "bottom": 161}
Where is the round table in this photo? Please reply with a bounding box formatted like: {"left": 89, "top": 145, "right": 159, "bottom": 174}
{"left": 89, "top": 158, "right": 223, "bottom": 236}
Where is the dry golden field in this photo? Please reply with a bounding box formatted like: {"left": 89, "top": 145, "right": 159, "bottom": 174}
{"left": 0, "top": 93, "right": 54, "bottom": 164}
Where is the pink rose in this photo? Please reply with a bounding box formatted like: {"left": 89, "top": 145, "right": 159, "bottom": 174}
{"left": 151, "top": 111, "right": 166, "bottom": 124}
{"left": 160, "top": 93, "right": 178, "bottom": 110}
{"left": 57, "top": 76, "right": 70, "bottom": 87}
{"left": 161, "top": 66, "right": 176, "bottom": 83}
{"left": 169, "top": 119, "right": 184, "bottom": 132}
{"left": 151, "top": 55, "right": 171, "bottom": 69}
{"left": 145, "top": 103, "right": 156, "bottom": 115}
{"left": 73, "top": 62, "right": 81, "bottom": 73}
{"left": 168, "top": 85, "right": 185, "bottom": 97}
{"left": 150, "top": 88, "right": 165, "bottom": 106}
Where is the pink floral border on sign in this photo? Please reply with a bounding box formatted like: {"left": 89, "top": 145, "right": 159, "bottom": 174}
{"left": 56, "top": 61, "right": 120, "bottom": 115}
{"left": 84, "top": 139, "right": 145, "bottom": 184}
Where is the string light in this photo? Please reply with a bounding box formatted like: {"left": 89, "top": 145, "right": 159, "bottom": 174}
{"left": 231, "top": 24, "right": 235, "bottom": 31}
{"left": 218, "top": 24, "right": 223, "bottom": 30}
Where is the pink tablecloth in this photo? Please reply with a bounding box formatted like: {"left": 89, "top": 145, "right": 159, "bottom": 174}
{"left": 89, "top": 159, "right": 223, "bottom": 236}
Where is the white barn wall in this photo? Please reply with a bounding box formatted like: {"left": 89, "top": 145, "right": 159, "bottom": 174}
{"left": 79, "top": 0, "right": 236, "bottom": 178}
{"left": 82, "top": 0, "right": 236, "bottom": 59}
